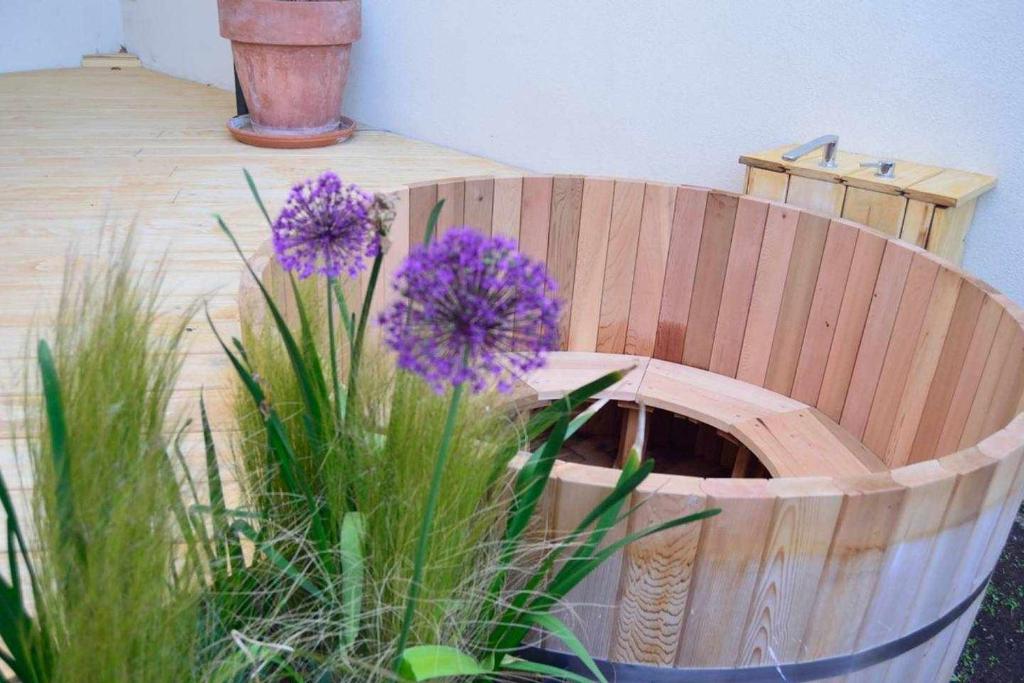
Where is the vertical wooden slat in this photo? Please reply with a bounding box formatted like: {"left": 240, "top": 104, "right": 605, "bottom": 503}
{"left": 736, "top": 478, "right": 843, "bottom": 666}
{"left": 909, "top": 283, "right": 987, "bottom": 461}
{"left": 610, "top": 474, "right": 705, "bottom": 665}
{"left": 681, "top": 192, "right": 739, "bottom": 370}
{"left": 960, "top": 312, "right": 1019, "bottom": 447}
{"left": 547, "top": 176, "right": 584, "bottom": 346}
{"left": 839, "top": 243, "right": 915, "bottom": 438}
{"left": 927, "top": 199, "right": 977, "bottom": 265}
{"left": 763, "top": 212, "right": 830, "bottom": 395}
{"left": 815, "top": 230, "right": 887, "bottom": 420}
{"left": 491, "top": 176, "right": 523, "bottom": 241}
{"left": 790, "top": 220, "right": 859, "bottom": 405}
{"left": 845, "top": 461, "right": 957, "bottom": 683}
{"left": 550, "top": 465, "right": 628, "bottom": 659}
{"left": 408, "top": 182, "right": 438, "bottom": 246}
{"left": 709, "top": 197, "right": 770, "bottom": 377}
{"left": 858, "top": 253, "right": 940, "bottom": 450}
{"left": 566, "top": 178, "right": 614, "bottom": 351}
{"left": 652, "top": 187, "right": 708, "bottom": 362}
{"left": 884, "top": 267, "right": 963, "bottom": 466}
{"left": 880, "top": 450, "right": 996, "bottom": 682}
{"left": 624, "top": 183, "right": 677, "bottom": 356}
{"left": 744, "top": 167, "right": 789, "bottom": 202}
{"left": 463, "top": 177, "right": 494, "bottom": 234}
{"left": 596, "top": 181, "right": 645, "bottom": 354}
{"left": 840, "top": 187, "right": 907, "bottom": 236}
{"left": 736, "top": 205, "right": 800, "bottom": 385}
{"left": 435, "top": 179, "right": 465, "bottom": 235}
{"left": 935, "top": 295, "right": 1004, "bottom": 455}
{"left": 676, "top": 480, "right": 774, "bottom": 666}
{"left": 518, "top": 176, "right": 553, "bottom": 264}
{"left": 798, "top": 474, "right": 906, "bottom": 661}
{"left": 785, "top": 176, "right": 846, "bottom": 215}
{"left": 980, "top": 328, "right": 1024, "bottom": 437}
{"left": 900, "top": 199, "right": 935, "bottom": 247}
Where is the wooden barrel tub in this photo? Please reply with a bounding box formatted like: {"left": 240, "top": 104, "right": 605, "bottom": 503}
{"left": 240, "top": 175, "right": 1024, "bottom": 682}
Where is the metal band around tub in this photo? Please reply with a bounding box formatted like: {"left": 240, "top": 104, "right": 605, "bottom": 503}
{"left": 518, "top": 570, "right": 992, "bottom": 682}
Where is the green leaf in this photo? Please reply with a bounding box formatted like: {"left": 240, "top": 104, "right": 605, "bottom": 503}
{"left": 530, "top": 613, "right": 607, "bottom": 683}
{"left": 423, "top": 199, "right": 445, "bottom": 245}
{"left": 201, "top": 392, "right": 243, "bottom": 573}
{"left": 37, "top": 339, "right": 85, "bottom": 566}
{"left": 243, "top": 168, "right": 274, "bottom": 227}
{"left": 397, "top": 645, "right": 489, "bottom": 681}
{"left": 233, "top": 520, "right": 327, "bottom": 601}
{"left": 339, "top": 512, "right": 365, "bottom": 649}
{"left": 521, "top": 369, "right": 627, "bottom": 447}
{"left": 499, "top": 657, "right": 599, "bottom": 683}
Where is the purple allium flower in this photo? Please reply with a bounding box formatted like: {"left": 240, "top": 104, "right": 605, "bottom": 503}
{"left": 379, "top": 227, "right": 562, "bottom": 393}
{"left": 272, "top": 172, "right": 378, "bottom": 279}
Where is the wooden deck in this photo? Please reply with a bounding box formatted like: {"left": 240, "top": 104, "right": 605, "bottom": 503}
{"left": 0, "top": 66, "right": 518, "bottom": 498}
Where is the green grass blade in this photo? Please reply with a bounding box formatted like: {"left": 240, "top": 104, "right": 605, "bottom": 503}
{"left": 397, "top": 644, "right": 489, "bottom": 681}
{"left": 201, "top": 392, "right": 244, "bottom": 573}
{"left": 215, "top": 215, "right": 329, "bottom": 449}
{"left": 233, "top": 520, "right": 327, "bottom": 602}
{"left": 37, "top": 339, "right": 85, "bottom": 566}
{"left": 243, "top": 168, "right": 274, "bottom": 227}
{"left": 339, "top": 511, "right": 365, "bottom": 649}
{"left": 529, "top": 612, "right": 607, "bottom": 683}
{"left": 423, "top": 199, "right": 444, "bottom": 245}
{"left": 498, "top": 658, "right": 598, "bottom": 683}
{"left": 519, "top": 369, "right": 627, "bottom": 448}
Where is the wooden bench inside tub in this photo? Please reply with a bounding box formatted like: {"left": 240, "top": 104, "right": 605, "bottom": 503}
{"left": 515, "top": 352, "right": 886, "bottom": 478}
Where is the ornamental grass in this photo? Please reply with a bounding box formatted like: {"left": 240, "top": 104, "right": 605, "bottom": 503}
{"left": 0, "top": 172, "right": 717, "bottom": 683}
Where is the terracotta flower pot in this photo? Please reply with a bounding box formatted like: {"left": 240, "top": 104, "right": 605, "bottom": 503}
{"left": 218, "top": 0, "right": 361, "bottom": 136}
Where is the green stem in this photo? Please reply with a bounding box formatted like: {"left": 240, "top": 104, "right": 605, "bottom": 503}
{"left": 346, "top": 249, "right": 384, "bottom": 416}
{"left": 326, "top": 277, "right": 342, "bottom": 427}
{"left": 393, "top": 380, "right": 466, "bottom": 668}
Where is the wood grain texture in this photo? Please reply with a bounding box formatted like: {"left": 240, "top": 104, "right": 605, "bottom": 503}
{"left": 681, "top": 192, "right": 739, "bottom": 369}
{"left": 596, "top": 181, "right": 645, "bottom": 353}
{"left": 737, "top": 478, "right": 843, "bottom": 665}
{"left": 709, "top": 197, "right": 770, "bottom": 377}
{"left": 491, "top": 176, "right": 523, "bottom": 241}
{"left": 846, "top": 461, "right": 957, "bottom": 683}
{"left": 935, "top": 295, "right": 1005, "bottom": 456}
{"left": 900, "top": 199, "right": 935, "bottom": 247}
{"left": 375, "top": 186, "right": 411, "bottom": 317}
{"left": 790, "top": 220, "right": 859, "bottom": 405}
{"left": 815, "top": 230, "right": 887, "bottom": 420}
{"left": 839, "top": 243, "right": 915, "bottom": 438}
{"left": 860, "top": 253, "right": 940, "bottom": 452}
{"left": 763, "top": 212, "right": 830, "bottom": 395}
{"left": 927, "top": 200, "right": 977, "bottom": 265}
{"left": 435, "top": 179, "right": 465, "bottom": 235}
{"left": 549, "top": 464, "right": 629, "bottom": 658}
{"left": 799, "top": 474, "right": 906, "bottom": 661}
{"left": 980, "top": 328, "right": 1024, "bottom": 438}
{"left": 785, "top": 175, "right": 846, "bottom": 215}
{"left": 676, "top": 479, "right": 774, "bottom": 666}
{"left": 884, "top": 267, "right": 963, "bottom": 466}
{"left": 652, "top": 187, "right": 708, "bottom": 362}
{"left": 463, "top": 177, "right": 494, "bottom": 234}
{"left": 960, "top": 312, "right": 1019, "bottom": 448}
{"left": 408, "top": 182, "right": 439, "bottom": 246}
{"left": 547, "top": 176, "right": 585, "bottom": 345}
{"left": 910, "top": 283, "right": 987, "bottom": 461}
{"left": 840, "top": 186, "right": 908, "bottom": 236}
{"left": 736, "top": 205, "right": 800, "bottom": 386}
{"left": 566, "top": 178, "right": 614, "bottom": 351}
{"left": 744, "top": 167, "right": 789, "bottom": 202}
{"left": 610, "top": 474, "right": 706, "bottom": 665}
{"left": 624, "top": 183, "right": 677, "bottom": 356}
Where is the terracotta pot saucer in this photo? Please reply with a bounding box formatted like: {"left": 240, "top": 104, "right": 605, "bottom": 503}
{"left": 227, "top": 114, "right": 356, "bottom": 149}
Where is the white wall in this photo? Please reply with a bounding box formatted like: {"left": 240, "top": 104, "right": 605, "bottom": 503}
{"left": 0, "top": 0, "right": 124, "bottom": 72}
{"left": 8, "top": 1, "right": 1024, "bottom": 302}
{"left": 119, "top": 0, "right": 233, "bottom": 89}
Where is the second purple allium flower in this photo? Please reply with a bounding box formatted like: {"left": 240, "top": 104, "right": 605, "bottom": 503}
{"left": 272, "top": 172, "right": 379, "bottom": 279}
{"left": 380, "top": 227, "right": 562, "bottom": 393}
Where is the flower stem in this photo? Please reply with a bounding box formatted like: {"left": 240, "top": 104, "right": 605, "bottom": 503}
{"left": 326, "top": 277, "right": 342, "bottom": 427}
{"left": 346, "top": 250, "right": 384, "bottom": 415}
{"left": 393, "top": 380, "right": 465, "bottom": 669}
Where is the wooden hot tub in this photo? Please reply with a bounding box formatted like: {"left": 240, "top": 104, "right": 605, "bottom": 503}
{"left": 241, "top": 175, "right": 1024, "bottom": 682}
